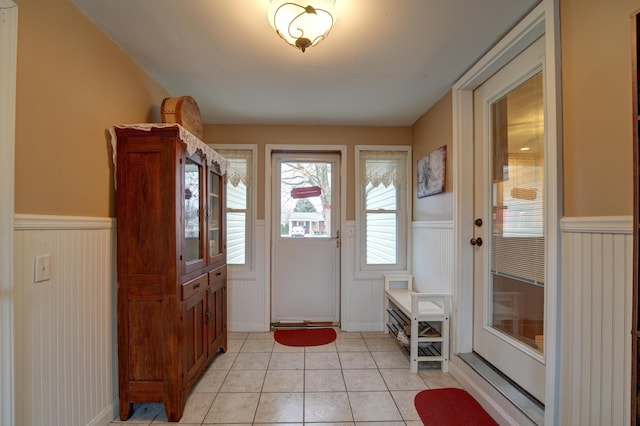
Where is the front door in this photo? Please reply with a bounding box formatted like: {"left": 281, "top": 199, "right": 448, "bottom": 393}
{"left": 271, "top": 152, "right": 340, "bottom": 325}
{"left": 472, "top": 36, "right": 546, "bottom": 402}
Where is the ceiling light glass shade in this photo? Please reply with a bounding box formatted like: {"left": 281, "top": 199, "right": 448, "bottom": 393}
{"left": 268, "top": 0, "right": 336, "bottom": 52}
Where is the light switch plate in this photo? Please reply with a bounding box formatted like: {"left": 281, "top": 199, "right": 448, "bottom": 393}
{"left": 34, "top": 254, "right": 51, "bottom": 283}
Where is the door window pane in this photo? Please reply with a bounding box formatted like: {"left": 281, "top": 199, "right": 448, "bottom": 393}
{"left": 279, "top": 161, "right": 332, "bottom": 238}
{"left": 490, "top": 71, "right": 545, "bottom": 353}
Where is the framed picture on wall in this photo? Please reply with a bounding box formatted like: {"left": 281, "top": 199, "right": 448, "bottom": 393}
{"left": 417, "top": 145, "right": 446, "bottom": 198}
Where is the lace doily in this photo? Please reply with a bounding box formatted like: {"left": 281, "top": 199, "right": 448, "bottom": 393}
{"left": 109, "top": 123, "right": 228, "bottom": 177}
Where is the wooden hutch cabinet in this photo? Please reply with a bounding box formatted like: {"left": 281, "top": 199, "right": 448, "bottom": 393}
{"left": 112, "top": 124, "right": 227, "bottom": 422}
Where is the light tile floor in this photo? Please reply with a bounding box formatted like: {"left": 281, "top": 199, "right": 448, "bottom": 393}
{"left": 110, "top": 330, "right": 462, "bottom": 425}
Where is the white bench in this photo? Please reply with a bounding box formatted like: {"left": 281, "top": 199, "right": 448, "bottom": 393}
{"left": 384, "top": 275, "right": 450, "bottom": 373}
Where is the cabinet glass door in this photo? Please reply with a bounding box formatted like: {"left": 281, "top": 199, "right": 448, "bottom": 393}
{"left": 208, "top": 169, "right": 222, "bottom": 262}
{"left": 184, "top": 157, "right": 204, "bottom": 270}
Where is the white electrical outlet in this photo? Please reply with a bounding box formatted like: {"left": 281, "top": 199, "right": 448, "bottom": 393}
{"left": 34, "top": 254, "right": 51, "bottom": 283}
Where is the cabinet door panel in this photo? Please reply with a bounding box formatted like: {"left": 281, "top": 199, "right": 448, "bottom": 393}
{"left": 215, "top": 285, "right": 226, "bottom": 339}
{"left": 207, "top": 266, "right": 226, "bottom": 355}
{"left": 183, "top": 292, "right": 207, "bottom": 383}
{"left": 125, "top": 151, "right": 167, "bottom": 273}
{"left": 207, "top": 285, "right": 226, "bottom": 353}
{"left": 128, "top": 300, "right": 164, "bottom": 381}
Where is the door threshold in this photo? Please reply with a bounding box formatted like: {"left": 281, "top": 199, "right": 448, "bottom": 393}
{"left": 271, "top": 321, "right": 339, "bottom": 329}
{"left": 458, "top": 352, "right": 544, "bottom": 426}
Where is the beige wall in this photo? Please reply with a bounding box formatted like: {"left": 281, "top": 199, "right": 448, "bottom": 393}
{"left": 561, "top": 0, "right": 635, "bottom": 217}
{"left": 411, "top": 90, "right": 454, "bottom": 221}
{"left": 15, "top": 0, "right": 635, "bottom": 220}
{"left": 411, "top": 0, "right": 637, "bottom": 219}
{"left": 203, "top": 125, "right": 412, "bottom": 221}
{"left": 14, "top": 0, "right": 168, "bottom": 217}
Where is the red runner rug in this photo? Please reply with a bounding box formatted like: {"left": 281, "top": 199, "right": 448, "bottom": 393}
{"left": 414, "top": 388, "right": 498, "bottom": 426}
{"left": 274, "top": 328, "right": 337, "bottom": 347}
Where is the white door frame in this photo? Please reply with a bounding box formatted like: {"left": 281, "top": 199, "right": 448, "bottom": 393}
{"left": 452, "top": 0, "right": 562, "bottom": 423}
{"left": 265, "top": 145, "right": 347, "bottom": 329}
{"left": 0, "top": 1, "right": 18, "bottom": 425}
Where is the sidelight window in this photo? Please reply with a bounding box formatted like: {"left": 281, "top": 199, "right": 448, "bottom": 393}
{"left": 213, "top": 146, "right": 256, "bottom": 270}
{"left": 356, "top": 147, "right": 410, "bottom": 272}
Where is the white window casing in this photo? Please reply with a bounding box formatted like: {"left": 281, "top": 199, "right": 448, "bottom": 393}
{"left": 355, "top": 146, "right": 411, "bottom": 277}
{"left": 212, "top": 145, "right": 257, "bottom": 275}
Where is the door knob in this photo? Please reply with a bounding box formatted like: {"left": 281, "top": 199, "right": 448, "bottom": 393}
{"left": 475, "top": 218, "right": 483, "bottom": 227}
{"left": 470, "top": 237, "right": 483, "bottom": 246}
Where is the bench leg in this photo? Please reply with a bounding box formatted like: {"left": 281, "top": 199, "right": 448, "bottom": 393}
{"left": 410, "top": 316, "right": 418, "bottom": 373}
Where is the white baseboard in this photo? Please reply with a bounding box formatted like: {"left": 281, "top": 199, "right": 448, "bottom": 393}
{"left": 87, "top": 400, "right": 118, "bottom": 426}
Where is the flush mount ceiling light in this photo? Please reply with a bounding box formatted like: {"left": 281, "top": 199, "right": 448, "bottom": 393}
{"left": 268, "top": 0, "right": 336, "bottom": 52}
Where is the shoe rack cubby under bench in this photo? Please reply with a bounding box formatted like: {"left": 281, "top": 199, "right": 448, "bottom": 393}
{"left": 383, "top": 275, "right": 450, "bottom": 373}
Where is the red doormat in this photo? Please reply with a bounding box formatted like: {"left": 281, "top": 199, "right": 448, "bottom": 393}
{"left": 274, "top": 328, "right": 337, "bottom": 347}
{"left": 414, "top": 388, "right": 498, "bottom": 426}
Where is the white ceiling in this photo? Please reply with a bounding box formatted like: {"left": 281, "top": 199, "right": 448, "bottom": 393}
{"left": 70, "top": 0, "right": 539, "bottom": 126}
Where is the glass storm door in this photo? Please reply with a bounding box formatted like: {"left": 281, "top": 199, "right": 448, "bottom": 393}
{"left": 472, "top": 36, "right": 546, "bottom": 402}
{"left": 271, "top": 153, "right": 340, "bottom": 325}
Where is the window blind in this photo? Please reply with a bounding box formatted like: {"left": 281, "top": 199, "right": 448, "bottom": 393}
{"left": 491, "top": 71, "right": 544, "bottom": 285}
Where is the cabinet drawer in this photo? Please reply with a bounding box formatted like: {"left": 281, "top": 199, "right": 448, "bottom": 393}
{"left": 182, "top": 274, "right": 208, "bottom": 300}
{"left": 209, "top": 265, "right": 226, "bottom": 291}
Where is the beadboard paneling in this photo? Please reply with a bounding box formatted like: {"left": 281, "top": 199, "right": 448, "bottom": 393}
{"left": 0, "top": 4, "right": 18, "bottom": 425}
{"left": 411, "top": 221, "right": 453, "bottom": 294}
{"left": 560, "top": 216, "right": 632, "bottom": 426}
{"left": 13, "top": 215, "right": 117, "bottom": 426}
{"left": 227, "top": 220, "right": 268, "bottom": 331}
{"left": 341, "top": 221, "right": 385, "bottom": 331}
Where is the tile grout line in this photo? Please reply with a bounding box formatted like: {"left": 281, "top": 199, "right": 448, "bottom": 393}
{"left": 116, "top": 332, "right": 453, "bottom": 425}
{"left": 252, "top": 335, "right": 271, "bottom": 424}
{"left": 336, "top": 337, "right": 356, "bottom": 423}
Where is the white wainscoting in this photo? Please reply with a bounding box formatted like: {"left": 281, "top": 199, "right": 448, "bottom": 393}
{"left": 343, "top": 220, "right": 398, "bottom": 332}
{"left": 341, "top": 221, "right": 382, "bottom": 331}
{"left": 0, "top": 3, "right": 18, "bottom": 425}
{"left": 342, "top": 220, "right": 454, "bottom": 332}
{"left": 411, "top": 221, "right": 453, "bottom": 294}
{"left": 226, "top": 220, "right": 454, "bottom": 333}
{"left": 227, "top": 220, "right": 269, "bottom": 332}
{"left": 560, "top": 216, "right": 632, "bottom": 426}
{"left": 13, "top": 214, "right": 117, "bottom": 426}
